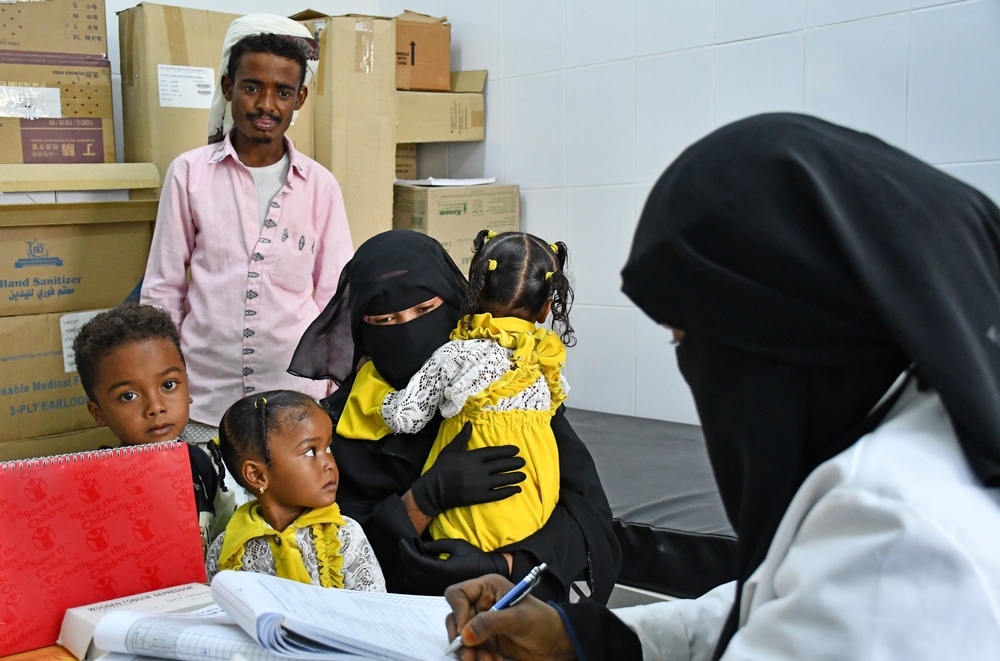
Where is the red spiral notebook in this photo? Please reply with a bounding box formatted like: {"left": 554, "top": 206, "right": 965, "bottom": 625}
{"left": 0, "top": 441, "right": 208, "bottom": 656}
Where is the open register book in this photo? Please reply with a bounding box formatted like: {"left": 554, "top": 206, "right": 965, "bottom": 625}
{"left": 91, "top": 571, "right": 455, "bottom": 661}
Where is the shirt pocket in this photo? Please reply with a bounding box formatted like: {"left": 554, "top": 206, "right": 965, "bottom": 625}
{"left": 270, "top": 230, "right": 316, "bottom": 293}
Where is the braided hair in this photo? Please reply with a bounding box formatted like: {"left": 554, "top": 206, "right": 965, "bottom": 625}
{"left": 215, "top": 389, "right": 320, "bottom": 491}
{"left": 463, "top": 230, "right": 575, "bottom": 346}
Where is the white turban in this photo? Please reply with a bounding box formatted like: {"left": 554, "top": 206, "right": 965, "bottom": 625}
{"left": 207, "top": 14, "right": 319, "bottom": 144}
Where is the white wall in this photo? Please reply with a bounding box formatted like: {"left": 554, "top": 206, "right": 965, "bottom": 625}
{"left": 104, "top": 0, "right": 1000, "bottom": 425}
{"left": 411, "top": 0, "right": 1000, "bottom": 424}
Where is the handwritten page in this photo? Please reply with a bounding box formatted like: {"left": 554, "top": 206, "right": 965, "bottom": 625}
{"left": 211, "top": 572, "right": 453, "bottom": 660}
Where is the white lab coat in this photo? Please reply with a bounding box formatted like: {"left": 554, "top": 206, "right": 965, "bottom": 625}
{"left": 613, "top": 382, "right": 1000, "bottom": 660}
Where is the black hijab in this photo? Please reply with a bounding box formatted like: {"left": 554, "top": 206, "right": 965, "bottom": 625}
{"left": 289, "top": 229, "right": 468, "bottom": 389}
{"left": 621, "top": 113, "right": 1000, "bottom": 656}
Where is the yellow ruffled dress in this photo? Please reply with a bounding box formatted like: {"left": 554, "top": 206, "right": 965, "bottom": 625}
{"left": 338, "top": 314, "right": 566, "bottom": 552}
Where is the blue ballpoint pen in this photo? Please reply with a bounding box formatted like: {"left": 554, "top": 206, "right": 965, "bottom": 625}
{"left": 445, "top": 562, "right": 548, "bottom": 656}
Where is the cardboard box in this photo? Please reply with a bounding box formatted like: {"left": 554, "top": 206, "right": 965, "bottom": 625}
{"left": 0, "top": 310, "right": 104, "bottom": 443}
{"left": 118, "top": 3, "right": 314, "bottom": 187}
{"left": 0, "top": 51, "right": 115, "bottom": 164}
{"left": 59, "top": 583, "right": 212, "bottom": 660}
{"left": 395, "top": 11, "right": 450, "bottom": 92}
{"left": 395, "top": 143, "right": 416, "bottom": 179}
{"left": 393, "top": 183, "right": 520, "bottom": 272}
{"left": 0, "top": 198, "right": 157, "bottom": 317}
{"left": 297, "top": 12, "right": 397, "bottom": 248}
{"left": 0, "top": 426, "right": 119, "bottom": 462}
{"left": 0, "top": 0, "right": 108, "bottom": 58}
{"left": 396, "top": 70, "right": 486, "bottom": 143}
{"left": 0, "top": 161, "right": 158, "bottom": 192}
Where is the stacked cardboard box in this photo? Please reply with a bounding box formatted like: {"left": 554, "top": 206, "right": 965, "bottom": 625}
{"left": 0, "top": 0, "right": 115, "bottom": 164}
{"left": 396, "top": 70, "right": 486, "bottom": 144}
{"left": 393, "top": 184, "right": 520, "bottom": 273}
{"left": 293, "top": 12, "right": 397, "bottom": 248}
{"left": 0, "top": 163, "right": 158, "bottom": 448}
{"left": 395, "top": 11, "right": 451, "bottom": 92}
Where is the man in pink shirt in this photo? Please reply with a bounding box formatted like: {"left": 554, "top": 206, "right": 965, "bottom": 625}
{"left": 142, "top": 16, "right": 352, "bottom": 449}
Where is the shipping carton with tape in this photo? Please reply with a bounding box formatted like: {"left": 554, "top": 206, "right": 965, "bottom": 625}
{"left": 0, "top": 51, "right": 115, "bottom": 164}
{"left": 394, "top": 11, "right": 450, "bottom": 91}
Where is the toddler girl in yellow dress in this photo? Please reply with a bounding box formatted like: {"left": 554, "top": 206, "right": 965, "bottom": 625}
{"left": 338, "top": 230, "right": 574, "bottom": 552}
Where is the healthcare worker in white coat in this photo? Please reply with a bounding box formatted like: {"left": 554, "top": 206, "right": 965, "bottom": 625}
{"left": 441, "top": 113, "right": 1000, "bottom": 660}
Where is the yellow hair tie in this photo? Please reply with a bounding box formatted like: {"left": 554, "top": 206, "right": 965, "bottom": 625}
{"left": 485, "top": 230, "right": 498, "bottom": 241}
{"left": 254, "top": 397, "right": 267, "bottom": 409}
{"left": 545, "top": 271, "right": 553, "bottom": 280}
{"left": 488, "top": 259, "right": 498, "bottom": 271}
{"left": 210, "top": 436, "right": 221, "bottom": 446}
{"left": 549, "top": 243, "right": 559, "bottom": 254}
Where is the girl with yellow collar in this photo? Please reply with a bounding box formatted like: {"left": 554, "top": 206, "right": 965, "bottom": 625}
{"left": 206, "top": 390, "right": 384, "bottom": 591}
{"left": 338, "top": 230, "right": 575, "bottom": 556}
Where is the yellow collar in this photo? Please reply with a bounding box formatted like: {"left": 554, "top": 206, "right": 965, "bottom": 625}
{"left": 219, "top": 501, "right": 346, "bottom": 588}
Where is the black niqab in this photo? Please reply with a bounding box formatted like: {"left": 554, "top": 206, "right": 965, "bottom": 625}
{"left": 621, "top": 113, "right": 1000, "bottom": 656}
{"left": 289, "top": 229, "right": 468, "bottom": 388}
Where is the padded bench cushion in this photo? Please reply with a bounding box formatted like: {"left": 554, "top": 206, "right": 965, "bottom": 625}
{"left": 566, "top": 407, "right": 737, "bottom": 599}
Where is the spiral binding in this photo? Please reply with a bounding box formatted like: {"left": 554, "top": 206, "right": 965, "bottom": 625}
{"left": 0, "top": 440, "right": 184, "bottom": 472}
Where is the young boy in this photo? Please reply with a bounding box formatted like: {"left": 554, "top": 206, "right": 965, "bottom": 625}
{"left": 141, "top": 16, "right": 353, "bottom": 445}
{"left": 73, "top": 303, "right": 234, "bottom": 552}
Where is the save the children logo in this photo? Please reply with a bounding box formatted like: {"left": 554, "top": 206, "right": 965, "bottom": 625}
{"left": 1, "top": 590, "right": 18, "bottom": 625}
{"left": 23, "top": 478, "right": 46, "bottom": 502}
{"left": 94, "top": 576, "right": 119, "bottom": 600}
{"left": 31, "top": 526, "right": 56, "bottom": 551}
{"left": 140, "top": 566, "right": 165, "bottom": 591}
{"left": 86, "top": 527, "right": 111, "bottom": 552}
{"left": 133, "top": 518, "right": 156, "bottom": 542}
{"left": 78, "top": 479, "right": 101, "bottom": 503}
{"left": 15, "top": 240, "right": 63, "bottom": 268}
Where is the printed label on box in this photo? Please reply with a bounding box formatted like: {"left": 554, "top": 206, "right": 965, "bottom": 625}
{"left": 0, "top": 85, "right": 61, "bottom": 119}
{"left": 1, "top": 375, "right": 88, "bottom": 419}
{"left": 60, "top": 309, "right": 106, "bottom": 373}
{"left": 20, "top": 118, "right": 105, "bottom": 163}
{"left": 157, "top": 65, "right": 214, "bottom": 109}
{"left": 3, "top": 237, "right": 85, "bottom": 307}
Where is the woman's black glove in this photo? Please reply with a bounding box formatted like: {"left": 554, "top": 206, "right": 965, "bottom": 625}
{"left": 399, "top": 537, "right": 510, "bottom": 594}
{"left": 409, "top": 422, "right": 526, "bottom": 517}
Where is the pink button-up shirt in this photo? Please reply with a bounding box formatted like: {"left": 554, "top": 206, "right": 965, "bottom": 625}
{"left": 141, "top": 134, "right": 352, "bottom": 426}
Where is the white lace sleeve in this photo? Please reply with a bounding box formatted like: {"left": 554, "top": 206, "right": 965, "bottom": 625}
{"left": 205, "top": 532, "right": 279, "bottom": 582}
{"left": 205, "top": 530, "right": 225, "bottom": 581}
{"left": 381, "top": 340, "right": 488, "bottom": 433}
{"left": 442, "top": 341, "right": 516, "bottom": 416}
{"left": 339, "top": 516, "right": 386, "bottom": 592}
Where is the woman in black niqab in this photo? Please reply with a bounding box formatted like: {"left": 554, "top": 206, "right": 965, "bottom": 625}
{"left": 621, "top": 113, "right": 1000, "bottom": 657}
{"left": 289, "top": 228, "right": 467, "bottom": 389}
{"left": 438, "top": 113, "right": 1000, "bottom": 661}
{"left": 289, "top": 229, "right": 621, "bottom": 604}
